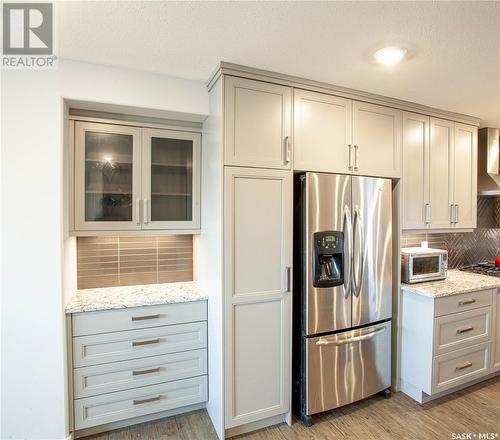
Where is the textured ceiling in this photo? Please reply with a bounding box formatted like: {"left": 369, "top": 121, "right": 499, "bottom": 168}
{"left": 59, "top": 1, "right": 500, "bottom": 126}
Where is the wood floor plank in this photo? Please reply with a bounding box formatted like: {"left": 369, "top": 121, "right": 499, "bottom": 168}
{"left": 82, "top": 376, "right": 500, "bottom": 440}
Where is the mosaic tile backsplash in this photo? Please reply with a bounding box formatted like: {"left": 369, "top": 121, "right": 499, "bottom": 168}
{"left": 77, "top": 235, "right": 193, "bottom": 289}
{"left": 402, "top": 197, "right": 500, "bottom": 269}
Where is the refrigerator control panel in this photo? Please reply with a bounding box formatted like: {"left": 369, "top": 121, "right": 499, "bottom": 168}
{"left": 312, "top": 231, "right": 344, "bottom": 288}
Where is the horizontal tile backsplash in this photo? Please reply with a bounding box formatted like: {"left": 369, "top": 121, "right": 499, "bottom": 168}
{"left": 77, "top": 235, "right": 193, "bottom": 289}
{"left": 403, "top": 197, "right": 500, "bottom": 269}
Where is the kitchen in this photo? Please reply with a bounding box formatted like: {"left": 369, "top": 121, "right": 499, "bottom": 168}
{"left": 1, "top": 2, "right": 499, "bottom": 440}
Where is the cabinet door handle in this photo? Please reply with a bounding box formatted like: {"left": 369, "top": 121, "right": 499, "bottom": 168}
{"left": 136, "top": 199, "right": 141, "bottom": 225}
{"left": 348, "top": 144, "right": 353, "bottom": 170}
{"left": 132, "top": 367, "right": 161, "bottom": 376}
{"left": 285, "top": 267, "right": 292, "bottom": 292}
{"left": 425, "top": 204, "right": 431, "bottom": 224}
{"left": 143, "top": 199, "right": 149, "bottom": 225}
{"left": 455, "top": 204, "right": 459, "bottom": 224}
{"left": 133, "top": 395, "right": 161, "bottom": 405}
{"left": 131, "top": 314, "right": 160, "bottom": 322}
{"left": 354, "top": 145, "right": 359, "bottom": 171}
{"left": 458, "top": 299, "right": 476, "bottom": 306}
{"left": 284, "top": 136, "right": 291, "bottom": 164}
{"left": 456, "top": 325, "right": 474, "bottom": 334}
{"left": 455, "top": 361, "right": 472, "bottom": 371}
{"left": 132, "top": 338, "right": 160, "bottom": 347}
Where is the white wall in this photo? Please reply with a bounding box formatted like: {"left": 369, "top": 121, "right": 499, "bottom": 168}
{"left": 1, "top": 59, "right": 208, "bottom": 440}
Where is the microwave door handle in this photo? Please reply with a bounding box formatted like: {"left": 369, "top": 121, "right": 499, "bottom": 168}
{"left": 343, "top": 204, "right": 353, "bottom": 299}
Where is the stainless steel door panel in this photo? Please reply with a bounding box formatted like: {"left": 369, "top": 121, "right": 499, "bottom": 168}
{"left": 351, "top": 177, "right": 392, "bottom": 327}
{"left": 305, "top": 173, "right": 351, "bottom": 335}
{"left": 306, "top": 322, "right": 391, "bottom": 415}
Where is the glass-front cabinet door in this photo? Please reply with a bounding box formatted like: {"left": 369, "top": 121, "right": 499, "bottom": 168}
{"left": 74, "top": 122, "right": 142, "bottom": 231}
{"left": 142, "top": 129, "right": 201, "bottom": 230}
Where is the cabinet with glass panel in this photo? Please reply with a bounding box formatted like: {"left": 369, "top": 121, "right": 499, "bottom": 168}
{"left": 73, "top": 121, "right": 201, "bottom": 233}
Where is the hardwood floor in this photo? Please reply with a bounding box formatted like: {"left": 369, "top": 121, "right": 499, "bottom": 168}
{"left": 83, "top": 376, "right": 499, "bottom": 440}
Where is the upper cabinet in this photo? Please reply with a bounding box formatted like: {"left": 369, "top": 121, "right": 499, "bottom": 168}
{"left": 293, "top": 90, "right": 401, "bottom": 178}
{"left": 352, "top": 101, "right": 401, "bottom": 178}
{"left": 401, "top": 113, "right": 477, "bottom": 230}
{"left": 293, "top": 89, "right": 352, "bottom": 173}
{"left": 224, "top": 76, "right": 292, "bottom": 169}
{"left": 73, "top": 121, "right": 201, "bottom": 234}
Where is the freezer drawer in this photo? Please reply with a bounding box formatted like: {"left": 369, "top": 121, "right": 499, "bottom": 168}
{"left": 306, "top": 321, "right": 391, "bottom": 415}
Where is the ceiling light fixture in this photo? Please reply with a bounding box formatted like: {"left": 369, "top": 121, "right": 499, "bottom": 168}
{"left": 374, "top": 47, "right": 407, "bottom": 66}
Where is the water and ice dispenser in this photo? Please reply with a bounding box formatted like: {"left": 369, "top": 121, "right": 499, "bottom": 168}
{"left": 312, "top": 231, "right": 344, "bottom": 288}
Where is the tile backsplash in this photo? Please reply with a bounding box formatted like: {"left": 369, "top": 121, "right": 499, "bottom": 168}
{"left": 402, "top": 197, "right": 500, "bottom": 269}
{"left": 77, "top": 235, "right": 193, "bottom": 289}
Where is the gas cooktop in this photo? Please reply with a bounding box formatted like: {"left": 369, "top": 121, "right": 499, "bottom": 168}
{"left": 460, "top": 262, "right": 500, "bottom": 277}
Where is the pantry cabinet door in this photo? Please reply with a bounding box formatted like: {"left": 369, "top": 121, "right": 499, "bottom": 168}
{"left": 224, "top": 76, "right": 292, "bottom": 169}
{"left": 452, "top": 123, "right": 477, "bottom": 229}
{"left": 74, "top": 122, "right": 142, "bottom": 231}
{"left": 142, "top": 129, "right": 201, "bottom": 230}
{"left": 402, "top": 112, "right": 430, "bottom": 229}
{"left": 429, "top": 118, "right": 454, "bottom": 228}
{"left": 224, "top": 167, "right": 292, "bottom": 429}
{"left": 352, "top": 101, "right": 402, "bottom": 178}
{"left": 293, "top": 89, "right": 352, "bottom": 173}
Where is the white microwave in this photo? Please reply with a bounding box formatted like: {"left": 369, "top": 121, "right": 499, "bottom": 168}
{"left": 401, "top": 247, "right": 448, "bottom": 284}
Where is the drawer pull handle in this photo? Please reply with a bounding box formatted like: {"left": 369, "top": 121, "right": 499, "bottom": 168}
{"left": 131, "top": 314, "right": 160, "bottom": 322}
{"left": 132, "top": 338, "right": 160, "bottom": 347}
{"left": 456, "top": 325, "right": 474, "bottom": 334}
{"left": 132, "top": 367, "right": 161, "bottom": 376}
{"left": 133, "top": 395, "right": 161, "bottom": 405}
{"left": 458, "top": 299, "right": 476, "bottom": 306}
{"left": 455, "top": 361, "right": 473, "bottom": 371}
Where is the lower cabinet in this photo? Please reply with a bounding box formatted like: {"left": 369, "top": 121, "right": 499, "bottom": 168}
{"left": 69, "top": 301, "right": 208, "bottom": 433}
{"left": 223, "top": 167, "right": 292, "bottom": 431}
{"left": 400, "top": 288, "right": 495, "bottom": 403}
{"left": 494, "top": 289, "right": 500, "bottom": 371}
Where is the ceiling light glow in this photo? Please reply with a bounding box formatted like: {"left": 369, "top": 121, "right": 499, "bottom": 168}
{"left": 374, "top": 47, "right": 407, "bottom": 66}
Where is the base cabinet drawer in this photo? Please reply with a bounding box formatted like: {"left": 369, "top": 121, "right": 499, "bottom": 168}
{"left": 74, "top": 375, "right": 208, "bottom": 430}
{"left": 72, "top": 301, "right": 207, "bottom": 336}
{"left": 74, "top": 349, "right": 208, "bottom": 398}
{"left": 432, "top": 342, "right": 490, "bottom": 393}
{"left": 434, "top": 290, "right": 492, "bottom": 317}
{"left": 73, "top": 322, "right": 207, "bottom": 367}
{"left": 434, "top": 307, "right": 491, "bottom": 355}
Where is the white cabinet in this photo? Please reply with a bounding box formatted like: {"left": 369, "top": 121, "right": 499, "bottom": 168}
{"left": 73, "top": 122, "right": 201, "bottom": 233}
{"left": 223, "top": 167, "right": 292, "bottom": 429}
{"left": 401, "top": 116, "right": 477, "bottom": 230}
{"left": 452, "top": 123, "right": 478, "bottom": 228}
{"left": 494, "top": 290, "right": 500, "bottom": 371}
{"left": 224, "top": 76, "right": 292, "bottom": 169}
{"left": 352, "top": 101, "right": 402, "bottom": 178}
{"left": 400, "top": 288, "right": 494, "bottom": 403}
{"left": 429, "top": 118, "right": 454, "bottom": 228}
{"left": 293, "top": 92, "right": 401, "bottom": 178}
{"left": 402, "top": 112, "right": 430, "bottom": 229}
{"left": 293, "top": 89, "right": 352, "bottom": 173}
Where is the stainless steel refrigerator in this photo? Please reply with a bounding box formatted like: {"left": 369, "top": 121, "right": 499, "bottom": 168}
{"left": 293, "top": 172, "right": 392, "bottom": 426}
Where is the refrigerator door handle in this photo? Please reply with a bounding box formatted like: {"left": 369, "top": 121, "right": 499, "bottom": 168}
{"left": 343, "top": 204, "right": 353, "bottom": 298}
{"left": 315, "top": 325, "right": 387, "bottom": 346}
{"left": 353, "top": 206, "right": 364, "bottom": 298}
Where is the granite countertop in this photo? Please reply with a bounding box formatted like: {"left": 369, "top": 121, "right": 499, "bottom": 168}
{"left": 65, "top": 281, "right": 207, "bottom": 313}
{"left": 402, "top": 269, "right": 500, "bottom": 298}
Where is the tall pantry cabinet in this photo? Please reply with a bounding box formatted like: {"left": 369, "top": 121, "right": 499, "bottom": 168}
{"left": 196, "top": 74, "right": 293, "bottom": 439}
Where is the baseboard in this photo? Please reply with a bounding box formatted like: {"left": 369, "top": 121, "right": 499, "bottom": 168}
{"left": 73, "top": 402, "right": 206, "bottom": 438}
{"left": 224, "top": 414, "right": 285, "bottom": 438}
{"left": 401, "top": 371, "right": 499, "bottom": 404}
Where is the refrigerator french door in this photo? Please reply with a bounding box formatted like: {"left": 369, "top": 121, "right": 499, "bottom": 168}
{"left": 293, "top": 172, "right": 392, "bottom": 425}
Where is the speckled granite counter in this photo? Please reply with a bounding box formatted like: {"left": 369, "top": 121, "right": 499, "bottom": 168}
{"left": 402, "top": 269, "right": 500, "bottom": 298}
{"left": 65, "top": 281, "right": 207, "bottom": 313}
